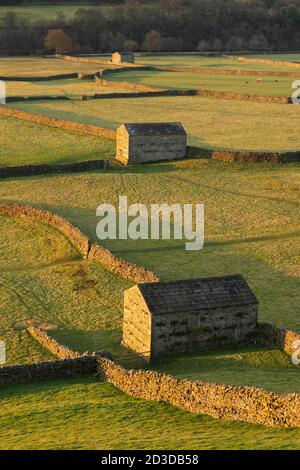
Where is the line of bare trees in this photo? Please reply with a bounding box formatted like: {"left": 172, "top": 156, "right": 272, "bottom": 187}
{"left": 0, "top": 0, "right": 300, "bottom": 56}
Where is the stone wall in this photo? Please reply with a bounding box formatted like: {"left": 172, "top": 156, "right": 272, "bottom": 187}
{"left": 96, "top": 356, "right": 300, "bottom": 428}
{"left": 252, "top": 322, "right": 300, "bottom": 356}
{"left": 157, "top": 65, "right": 300, "bottom": 78}
{"left": 87, "top": 244, "right": 159, "bottom": 283}
{"left": 0, "top": 106, "right": 117, "bottom": 141}
{"left": 0, "top": 160, "right": 108, "bottom": 179}
{"left": 0, "top": 203, "right": 159, "bottom": 284}
{"left": 17, "top": 321, "right": 300, "bottom": 429}
{"left": 27, "top": 327, "right": 82, "bottom": 359}
{"left": 0, "top": 203, "right": 90, "bottom": 256}
{"left": 212, "top": 150, "right": 300, "bottom": 164}
{"left": 0, "top": 356, "right": 97, "bottom": 386}
{"left": 227, "top": 55, "right": 300, "bottom": 69}
{"left": 195, "top": 89, "right": 290, "bottom": 104}
{"left": 0, "top": 73, "right": 78, "bottom": 82}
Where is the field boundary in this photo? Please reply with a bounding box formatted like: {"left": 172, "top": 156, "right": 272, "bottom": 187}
{"left": 19, "top": 323, "right": 300, "bottom": 428}
{"left": 226, "top": 55, "right": 300, "bottom": 69}
{"left": 0, "top": 203, "right": 159, "bottom": 283}
{"left": 1, "top": 105, "right": 300, "bottom": 163}
{"left": 156, "top": 65, "right": 300, "bottom": 78}
{"left": 0, "top": 105, "right": 117, "bottom": 140}
{"left": 0, "top": 160, "right": 108, "bottom": 178}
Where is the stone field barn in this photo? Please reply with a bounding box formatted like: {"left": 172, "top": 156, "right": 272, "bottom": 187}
{"left": 116, "top": 122, "right": 187, "bottom": 165}
{"left": 112, "top": 51, "right": 135, "bottom": 64}
{"left": 122, "top": 275, "right": 259, "bottom": 362}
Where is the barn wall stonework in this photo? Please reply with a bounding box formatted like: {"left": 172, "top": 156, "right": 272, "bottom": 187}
{"left": 122, "top": 287, "right": 152, "bottom": 361}
{"left": 151, "top": 305, "right": 258, "bottom": 360}
{"left": 116, "top": 124, "right": 187, "bottom": 165}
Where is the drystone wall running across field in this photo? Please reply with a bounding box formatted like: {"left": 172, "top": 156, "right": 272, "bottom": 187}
{"left": 212, "top": 150, "right": 300, "bottom": 164}
{"left": 0, "top": 73, "right": 79, "bottom": 82}
{"left": 97, "top": 356, "right": 300, "bottom": 429}
{"left": 226, "top": 55, "right": 300, "bottom": 69}
{"left": 254, "top": 322, "right": 300, "bottom": 357}
{"left": 157, "top": 65, "right": 300, "bottom": 78}
{"left": 0, "top": 160, "right": 108, "bottom": 179}
{"left": 0, "top": 106, "right": 117, "bottom": 141}
{"left": 195, "top": 89, "right": 291, "bottom": 104}
{"left": 24, "top": 322, "right": 300, "bottom": 429}
{"left": 0, "top": 356, "right": 98, "bottom": 386}
{"left": 0, "top": 203, "right": 159, "bottom": 284}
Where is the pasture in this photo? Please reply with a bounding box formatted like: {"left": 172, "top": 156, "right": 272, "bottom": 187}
{"left": 11, "top": 95, "right": 300, "bottom": 150}
{"left": 0, "top": 53, "right": 300, "bottom": 449}
{"left": 0, "top": 377, "right": 299, "bottom": 450}
{"left": 105, "top": 69, "right": 295, "bottom": 97}
{"left": 5, "top": 79, "right": 135, "bottom": 98}
{"left": 0, "top": 114, "right": 115, "bottom": 166}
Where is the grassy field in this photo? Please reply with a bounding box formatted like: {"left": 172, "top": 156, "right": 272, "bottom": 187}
{"left": 5, "top": 78, "right": 135, "bottom": 98}
{"left": 0, "top": 376, "right": 299, "bottom": 450}
{"left": 0, "top": 4, "right": 109, "bottom": 21}
{"left": 0, "top": 57, "right": 105, "bottom": 77}
{"left": 251, "top": 54, "right": 300, "bottom": 62}
{"left": 0, "top": 115, "right": 115, "bottom": 167}
{"left": 136, "top": 54, "right": 300, "bottom": 72}
{"left": 11, "top": 95, "right": 300, "bottom": 151}
{"left": 1, "top": 53, "right": 300, "bottom": 449}
{"left": 105, "top": 69, "right": 295, "bottom": 97}
{"left": 150, "top": 347, "right": 300, "bottom": 394}
{"left": 0, "top": 214, "right": 131, "bottom": 364}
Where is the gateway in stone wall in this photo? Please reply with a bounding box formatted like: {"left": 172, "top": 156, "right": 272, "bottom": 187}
{"left": 116, "top": 122, "right": 187, "bottom": 165}
{"left": 122, "top": 275, "right": 259, "bottom": 363}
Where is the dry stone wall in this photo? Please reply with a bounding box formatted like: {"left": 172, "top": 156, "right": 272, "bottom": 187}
{"left": 0, "top": 203, "right": 159, "bottom": 283}
{"left": 0, "top": 106, "right": 117, "bottom": 141}
{"left": 0, "top": 160, "right": 107, "bottom": 179}
{"left": 227, "top": 55, "right": 300, "bottom": 69}
{"left": 157, "top": 65, "right": 300, "bottom": 78}
{"left": 212, "top": 150, "right": 300, "bottom": 164}
{"left": 0, "top": 356, "right": 97, "bottom": 386}
{"left": 96, "top": 356, "right": 300, "bottom": 428}
{"left": 87, "top": 244, "right": 159, "bottom": 283}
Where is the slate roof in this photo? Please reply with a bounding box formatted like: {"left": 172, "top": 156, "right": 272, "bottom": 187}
{"left": 137, "top": 275, "right": 258, "bottom": 315}
{"left": 122, "top": 122, "right": 186, "bottom": 136}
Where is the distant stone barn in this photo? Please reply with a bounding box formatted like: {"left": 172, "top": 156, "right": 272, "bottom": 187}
{"left": 112, "top": 51, "right": 135, "bottom": 64}
{"left": 116, "top": 122, "right": 187, "bottom": 165}
{"left": 122, "top": 275, "right": 259, "bottom": 363}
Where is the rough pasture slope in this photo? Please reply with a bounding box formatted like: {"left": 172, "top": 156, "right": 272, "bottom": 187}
{"left": 0, "top": 54, "right": 300, "bottom": 449}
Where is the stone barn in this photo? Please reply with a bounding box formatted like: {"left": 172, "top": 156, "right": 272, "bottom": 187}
{"left": 122, "top": 275, "right": 259, "bottom": 363}
{"left": 116, "top": 122, "right": 187, "bottom": 165}
{"left": 112, "top": 51, "right": 135, "bottom": 64}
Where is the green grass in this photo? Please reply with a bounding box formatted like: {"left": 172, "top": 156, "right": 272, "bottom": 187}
{"left": 105, "top": 69, "right": 295, "bottom": 97}
{"left": 0, "top": 114, "right": 115, "bottom": 167}
{"left": 0, "top": 215, "right": 132, "bottom": 365}
{"left": 135, "top": 53, "right": 300, "bottom": 72}
{"left": 250, "top": 54, "right": 300, "bottom": 62}
{"left": 5, "top": 78, "right": 135, "bottom": 97}
{"left": 0, "top": 57, "right": 104, "bottom": 77}
{"left": 0, "top": 376, "right": 299, "bottom": 450}
{"left": 0, "top": 5, "right": 108, "bottom": 22}
{"left": 11, "top": 95, "right": 300, "bottom": 151}
{"left": 149, "top": 347, "right": 300, "bottom": 394}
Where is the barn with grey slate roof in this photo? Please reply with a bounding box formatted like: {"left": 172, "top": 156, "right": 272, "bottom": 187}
{"left": 122, "top": 275, "right": 259, "bottom": 362}
{"left": 112, "top": 51, "right": 135, "bottom": 64}
{"left": 116, "top": 122, "right": 187, "bottom": 165}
